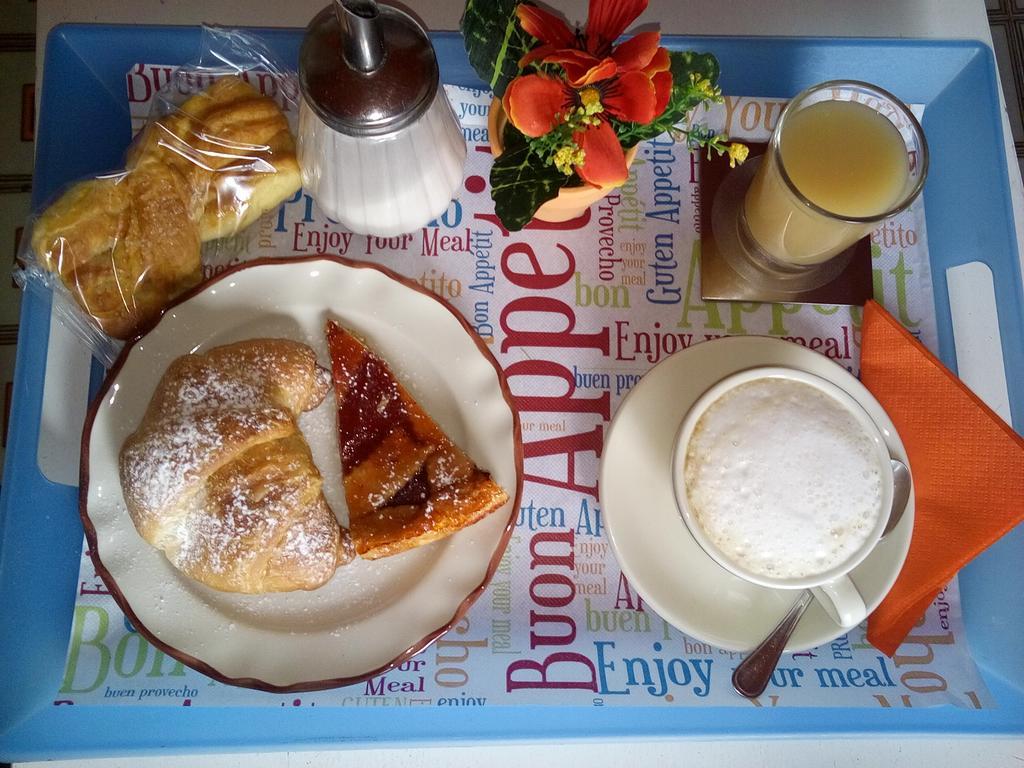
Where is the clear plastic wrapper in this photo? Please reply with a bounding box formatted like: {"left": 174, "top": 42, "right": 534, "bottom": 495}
{"left": 15, "top": 26, "right": 302, "bottom": 366}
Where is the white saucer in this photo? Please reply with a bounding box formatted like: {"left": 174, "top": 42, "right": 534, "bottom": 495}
{"left": 599, "top": 336, "right": 914, "bottom": 652}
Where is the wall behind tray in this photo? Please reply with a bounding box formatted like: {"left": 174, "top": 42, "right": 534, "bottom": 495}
{"left": 986, "top": 0, "right": 1024, "bottom": 185}
{"left": 0, "top": 0, "right": 35, "bottom": 484}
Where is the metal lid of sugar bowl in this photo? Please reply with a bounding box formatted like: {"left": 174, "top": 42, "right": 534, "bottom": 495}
{"left": 299, "top": 0, "right": 439, "bottom": 137}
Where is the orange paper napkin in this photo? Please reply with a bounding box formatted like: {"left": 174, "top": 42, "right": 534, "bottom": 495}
{"left": 860, "top": 299, "right": 1024, "bottom": 655}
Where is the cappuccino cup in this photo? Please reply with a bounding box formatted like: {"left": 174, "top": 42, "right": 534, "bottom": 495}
{"left": 672, "top": 366, "right": 895, "bottom": 628}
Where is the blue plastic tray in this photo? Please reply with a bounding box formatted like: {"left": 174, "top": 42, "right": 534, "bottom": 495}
{"left": 1, "top": 25, "right": 1022, "bottom": 761}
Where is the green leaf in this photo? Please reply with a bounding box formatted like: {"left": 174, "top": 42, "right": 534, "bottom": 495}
{"left": 460, "top": 0, "right": 535, "bottom": 98}
{"left": 670, "top": 50, "right": 721, "bottom": 92}
{"left": 612, "top": 50, "right": 722, "bottom": 148}
{"left": 490, "top": 124, "right": 567, "bottom": 231}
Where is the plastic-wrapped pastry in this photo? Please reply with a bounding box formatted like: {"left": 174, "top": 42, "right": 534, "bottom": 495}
{"left": 126, "top": 75, "right": 302, "bottom": 241}
{"left": 25, "top": 72, "right": 302, "bottom": 345}
{"left": 29, "top": 161, "right": 201, "bottom": 340}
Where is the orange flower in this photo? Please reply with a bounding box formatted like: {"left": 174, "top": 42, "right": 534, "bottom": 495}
{"left": 503, "top": 0, "right": 672, "bottom": 186}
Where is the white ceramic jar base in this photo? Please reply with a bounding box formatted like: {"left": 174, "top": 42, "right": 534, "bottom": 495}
{"left": 299, "top": 92, "right": 467, "bottom": 237}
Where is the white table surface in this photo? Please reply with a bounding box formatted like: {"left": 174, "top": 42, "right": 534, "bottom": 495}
{"left": 24, "top": 1, "right": 1024, "bottom": 765}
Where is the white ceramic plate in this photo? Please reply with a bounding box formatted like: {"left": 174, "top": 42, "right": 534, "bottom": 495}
{"left": 81, "top": 256, "right": 522, "bottom": 690}
{"left": 599, "top": 336, "right": 913, "bottom": 652}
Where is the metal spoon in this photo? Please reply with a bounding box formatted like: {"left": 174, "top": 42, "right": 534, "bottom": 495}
{"left": 881, "top": 458, "right": 913, "bottom": 539}
{"left": 731, "top": 458, "right": 912, "bottom": 698}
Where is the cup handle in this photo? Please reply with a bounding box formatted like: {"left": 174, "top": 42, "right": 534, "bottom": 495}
{"left": 811, "top": 575, "right": 867, "bottom": 628}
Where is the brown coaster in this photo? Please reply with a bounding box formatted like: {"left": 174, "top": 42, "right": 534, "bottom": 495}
{"left": 699, "top": 142, "right": 873, "bottom": 306}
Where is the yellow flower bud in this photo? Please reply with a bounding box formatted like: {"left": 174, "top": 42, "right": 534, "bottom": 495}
{"left": 727, "top": 142, "right": 749, "bottom": 168}
{"left": 689, "top": 73, "right": 720, "bottom": 100}
{"left": 553, "top": 144, "right": 579, "bottom": 175}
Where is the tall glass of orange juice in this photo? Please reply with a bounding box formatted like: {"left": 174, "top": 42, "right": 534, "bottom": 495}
{"left": 741, "top": 81, "right": 927, "bottom": 269}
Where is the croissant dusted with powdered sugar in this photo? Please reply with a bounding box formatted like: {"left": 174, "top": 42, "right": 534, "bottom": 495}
{"left": 119, "top": 339, "right": 352, "bottom": 593}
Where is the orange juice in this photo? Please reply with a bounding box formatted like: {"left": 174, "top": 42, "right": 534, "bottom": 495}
{"left": 744, "top": 99, "right": 910, "bottom": 266}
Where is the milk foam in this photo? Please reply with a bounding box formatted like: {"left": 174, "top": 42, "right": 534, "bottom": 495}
{"left": 683, "top": 377, "right": 884, "bottom": 580}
